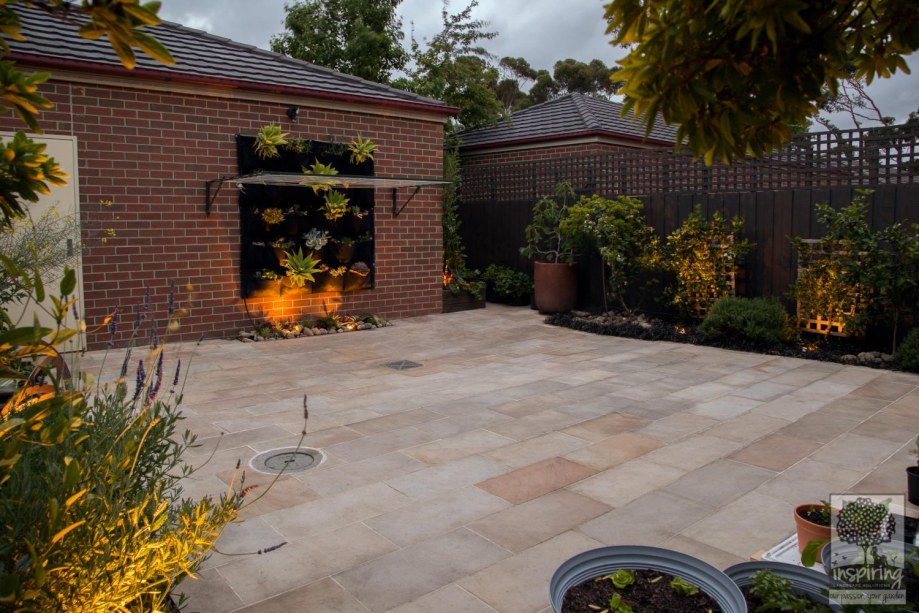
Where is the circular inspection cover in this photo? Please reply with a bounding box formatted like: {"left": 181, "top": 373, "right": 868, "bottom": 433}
{"left": 249, "top": 447, "right": 324, "bottom": 474}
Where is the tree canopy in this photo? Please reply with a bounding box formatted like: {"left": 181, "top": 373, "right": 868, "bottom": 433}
{"left": 604, "top": 0, "right": 919, "bottom": 164}
{"left": 270, "top": 0, "right": 407, "bottom": 84}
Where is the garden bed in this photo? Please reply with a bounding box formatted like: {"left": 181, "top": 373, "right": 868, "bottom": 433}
{"left": 237, "top": 313, "right": 390, "bottom": 342}
{"left": 547, "top": 310, "right": 902, "bottom": 370}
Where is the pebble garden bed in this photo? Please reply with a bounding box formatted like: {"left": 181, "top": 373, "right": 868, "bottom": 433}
{"left": 547, "top": 310, "right": 901, "bottom": 370}
{"left": 238, "top": 313, "right": 390, "bottom": 342}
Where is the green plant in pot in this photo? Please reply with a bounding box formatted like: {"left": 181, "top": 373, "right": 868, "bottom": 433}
{"left": 520, "top": 181, "right": 580, "bottom": 314}
{"left": 303, "top": 160, "right": 338, "bottom": 194}
{"left": 322, "top": 190, "right": 350, "bottom": 223}
{"left": 482, "top": 264, "right": 532, "bottom": 305}
{"left": 795, "top": 501, "right": 834, "bottom": 565}
{"left": 348, "top": 134, "right": 377, "bottom": 164}
{"left": 254, "top": 123, "right": 289, "bottom": 159}
{"left": 282, "top": 247, "right": 323, "bottom": 289}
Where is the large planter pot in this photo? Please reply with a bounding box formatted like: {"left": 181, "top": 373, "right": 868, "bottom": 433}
{"left": 794, "top": 503, "right": 833, "bottom": 563}
{"left": 549, "top": 545, "right": 747, "bottom": 613}
{"left": 908, "top": 466, "right": 919, "bottom": 505}
{"left": 725, "top": 560, "right": 841, "bottom": 612}
{"left": 533, "top": 261, "right": 577, "bottom": 314}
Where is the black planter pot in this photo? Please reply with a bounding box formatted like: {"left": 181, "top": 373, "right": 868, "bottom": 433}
{"left": 908, "top": 466, "right": 919, "bottom": 506}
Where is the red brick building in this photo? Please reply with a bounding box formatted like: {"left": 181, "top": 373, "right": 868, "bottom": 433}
{"left": 3, "top": 5, "right": 455, "bottom": 348}
{"left": 459, "top": 93, "right": 676, "bottom": 167}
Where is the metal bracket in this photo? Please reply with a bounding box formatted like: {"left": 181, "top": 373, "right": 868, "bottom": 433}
{"left": 205, "top": 176, "right": 234, "bottom": 215}
{"left": 391, "top": 185, "right": 422, "bottom": 217}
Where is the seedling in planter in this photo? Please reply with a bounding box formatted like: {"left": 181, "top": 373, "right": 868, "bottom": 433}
{"left": 348, "top": 134, "right": 378, "bottom": 164}
{"left": 606, "top": 592, "right": 634, "bottom": 613}
{"left": 748, "top": 569, "right": 829, "bottom": 613}
{"left": 282, "top": 248, "right": 323, "bottom": 288}
{"left": 603, "top": 569, "right": 635, "bottom": 589}
{"left": 670, "top": 576, "right": 699, "bottom": 596}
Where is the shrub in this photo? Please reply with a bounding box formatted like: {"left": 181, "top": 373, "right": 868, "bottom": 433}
{"left": 699, "top": 297, "right": 795, "bottom": 347}
{"left": 521, "top": 181, "right": 579, "bottom": 264}
{"left": 482, "top": 264, "right": 532, "bottom": 304}
{"left": 661, "top": 206, "right": 751, "bottom": 319}
{"left": 896, "top": 327, "right": 919, "bottom": 372}
{"left": 561, "top": 193, "right": 659, "bottom": 312}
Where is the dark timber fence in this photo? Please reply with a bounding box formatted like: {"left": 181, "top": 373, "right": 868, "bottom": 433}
{"left": 458, "top": 124, "right": 919, "bottom": 310}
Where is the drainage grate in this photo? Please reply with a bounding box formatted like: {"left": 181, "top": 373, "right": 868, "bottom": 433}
{"left": 249, "top": 447, "right": 324, "bottom": 474}
{"left": 385, "top": 360, "right": 422, "bottom": 370}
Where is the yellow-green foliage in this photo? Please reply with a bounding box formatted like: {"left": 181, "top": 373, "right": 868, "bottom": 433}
{"left": 322, "top": 190, "right": 350, "bottom": 221}
{"left": 254, "top": 124, "right": 289, "bottom": 159}
{"left": 662, "top": 206, "right": 750, "bottom": 318}
{"left": 348, "top": 135, "right": 378, "bottom": 164}
{"left": 0, "top": 268, "right": 242, "bottom": 611}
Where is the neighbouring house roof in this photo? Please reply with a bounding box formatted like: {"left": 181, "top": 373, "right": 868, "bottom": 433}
{"left": 459, "top": 93, "right": 678, "bottom": 151}
{"left": 7, "top": 4, "right": 456, "bottom": 117}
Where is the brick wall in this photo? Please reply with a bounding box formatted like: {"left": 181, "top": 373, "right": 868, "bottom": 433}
{"left": 0, "top": 77, "right": 446, "bottom": 348}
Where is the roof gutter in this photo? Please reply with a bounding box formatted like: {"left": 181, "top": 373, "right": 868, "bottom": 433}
{"left": 460, "top": 129, "right": 675, "bottom": 152}
{"left": 9, "top": 53, "right": 459, "bottom": 118}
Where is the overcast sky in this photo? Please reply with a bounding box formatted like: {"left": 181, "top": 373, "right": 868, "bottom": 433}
{"left": 159, "top": 0, "right": 919, "bottom": 128}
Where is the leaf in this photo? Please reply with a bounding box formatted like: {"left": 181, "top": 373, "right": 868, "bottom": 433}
{"left": 50, "top": 520, "right": 85, "bottom": 545}
{"left": 0, "top": 325, "right": 53, "bottom": 349}
{"left": 133, "top": 31, "right": 175, "bottom": 65}
{"left": 62, "top": 456, "right": 81, "bottom": 488}
{"left": 60, "top": 267, "right": 76, "bottom": 296}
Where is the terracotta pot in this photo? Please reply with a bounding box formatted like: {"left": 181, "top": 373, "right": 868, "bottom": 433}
{"left": 908, "top": 466, "right": 919, "bottom": 505}
{"left": 794, "top": 504, "right": 833, "bottom": 563}
{"left": 533, "top": 261, "right": 577, "bottom": 314}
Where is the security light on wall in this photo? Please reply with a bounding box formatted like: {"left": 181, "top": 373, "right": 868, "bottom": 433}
{"left": 286, "top": 105, "right": 298, "bottom": 122}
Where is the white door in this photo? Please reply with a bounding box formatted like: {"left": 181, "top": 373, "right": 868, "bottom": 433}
{"left": 2, "top": 132, "right": 84, "bottom": 351}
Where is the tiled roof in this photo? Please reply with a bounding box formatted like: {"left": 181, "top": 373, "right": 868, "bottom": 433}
{"left": 7, "top": 4, "right": 454, "bottom": 115}
{"left": 459, "top": 93, "right": 677, "bottom": 149}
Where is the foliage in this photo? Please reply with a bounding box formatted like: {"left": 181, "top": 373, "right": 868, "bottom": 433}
{"left": 607, "top": 591, "right": 634, "bottom": 613}
{"left": 0, "top": 267, "right": 243, "bottom": 611}
{"left": 254, "top": 268, "right": 279, "bottom": 280}
{"left": 896, "top": 328, "right": 919, "bottom": 372}
{"left": 441, "top": 142, "right": 480, "bottom": 298}
{"left": 482, "top": 264, "right": 531, "bottom": 303}
{"left": 322, "top": 190, "right": 350, "bottom": 221}
{"left": 283, "top": 247, "right": 323, "bottom": 287}
{"left": 270, "top": 0, "right": 407, "bottom": 84}
{"left": 603, "top": 0, "right": 919, "bottom": 164}
{"left": 659, "top": 206, "right": 750, "bottom": 318}
{"left": 562, "top": 193, "right": 658, "bottom": 311}
{"left": 749, "top": 569, "right": 829, "bottom": 613}
{"left": 699, "top": 297, "right": 794, "bottom": 347}
{"left": 253, "top": 124, "right": 289, "bottom": 159}
{"left": 303, "top": 160, "right": 338, "bottom": 194}
{"left": 347, "top": 134, "right": 378, "bottom": 164}
{"left": 606, "top": 569, "right": 635, "bottom": 589}
{"left": 302, "top": 228, "right": 330, "bottom": 251}
{"left": 670, "top": 576, "right": 699, "bottom": 597}
{"left": 260, "top": 207, "right": 285, "bottom": 227}
{"left": 394, "top": 0, "right": 502, "bottom": 131}
{"left": 789, "top": 190, "right": 919, "bottom": 350}
{"left": 0, "top": 131, "right": 69, "bottom": 227}
{"left": 520, "top": 181, "right": 578, "bottom": 265}
{"left": 0, "top": 206, "right": 80, "bottom": 305}
{"left": 493, "top": 56, "right": 622, "bottom": 112}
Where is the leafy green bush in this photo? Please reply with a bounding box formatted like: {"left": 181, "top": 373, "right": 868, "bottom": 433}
{"left": 561, "top": 193, "right": 658, "bottom": 312}
{"left": 896, "top": 327, "right": 919, "bottom": 372}
{"left": 521, "top": 181, "right": 579, "bottom": 265}
{"left": 660, "top": 206, "right": 751, "bottom": 319}
{"left": 482, "top": 265, "right": 532, "bottom": 304}
{"left": 699, "top": 297, "right": 795, "bottom": 347}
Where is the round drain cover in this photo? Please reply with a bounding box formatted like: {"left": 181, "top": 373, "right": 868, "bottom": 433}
{"left": 250, "top": 447, "right": 324, "bottom": 474}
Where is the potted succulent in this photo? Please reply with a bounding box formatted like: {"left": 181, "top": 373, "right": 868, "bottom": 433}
{"left": 260, "top": 207, "right": 286, "bottom": 231}
{"left": 250, "top": 268, "right": 281, "bottom": 296}
{"left": 344, "top": 261, "right": 371, "bottom": 292}
{"left": 349, "top": 206, "right": 370, "bottom": 232}
{"left": 549, "top": 545, "right": 746, "bottom": 613}
{"left": 315, "top": 265, "right": 347, "bottom": 292}
{"left": 302, "top": 228, "right": 330, "bottom": 260}
{"left": 520, "top": 181, "right": 580, "bottom": 314}
{"left": 908, "top": 435, "right": 919, "bottom": 505}
{"left": 323, "top": 190, "right": 350, "bottom": 223}
{"left": 794, "top": 501, "right": 833, "bottom": 564}
{"left": 282, "top": 247, "right": 323, "bottom": 290}
{"left": 253, "top": 123, "right": 289, "bottom": 159}
{"left": 269, "top": 238, "right": 295, "bottom": 266}
{"left": 303, "top": 159, "right": 338, "bottom": 194}
{"left": 348, "top": 135, "right": 378, "bottom": 165}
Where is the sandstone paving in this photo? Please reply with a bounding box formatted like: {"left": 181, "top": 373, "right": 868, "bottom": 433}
{"left": 76, "top": 305, "right": 919, "bottom": 612}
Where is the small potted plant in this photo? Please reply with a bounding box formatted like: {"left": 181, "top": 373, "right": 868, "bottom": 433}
{"left": 322, "top": 190, "right": 350, "bottom": 223}
{"left": 794, "top": 501, "right": 833, "bottom": 564}
{"left": 282, "top": 247, "right": 323, "bottom": 290}
{"left": 908, "top": 435, "right": 919, "bottom": 505}
{"left": 302, "top": 228, "right": 330, "bottom": 259}
{"left": 260, "top": 207, "right": 286, "bottom": 231}
{"left": 315, "top": 265, "right": 347, "bottom": 292}
{"left": 269, "top": 238, "right": 294, "bottom": 266}
{"left": 725, "top": 564, "right": 839, "bottom": 612}
{"left": 344, "top": 261, "right": 371, "bottom": 292}
{"left": 303, "top": 159, "right": 338, "bottom": 194}
{"left": 254, "top": 123, "right": 289, "bottom": 159}
{"left": 348, "top": 135, "right": 378, "bottom": 165}
{"left": 349, "top": 206, "right": 370, "bottom": 231}
{"left": 520, "top": 181, "right": 580, "bottom": 314}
